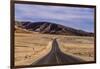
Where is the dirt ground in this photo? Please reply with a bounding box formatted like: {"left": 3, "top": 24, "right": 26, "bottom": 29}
{"left": 14, "top": 27, "right": 95, "bottom": 66}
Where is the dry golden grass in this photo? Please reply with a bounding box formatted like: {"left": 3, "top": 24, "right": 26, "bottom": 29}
{"left": 15, "top": 27, "right": 95, "bottom": 66}
{"left": 58, "top": 36, "right": 94, "bottom": 61}
{"left": 15, "top": 27, "right": 52, "bottom": 66}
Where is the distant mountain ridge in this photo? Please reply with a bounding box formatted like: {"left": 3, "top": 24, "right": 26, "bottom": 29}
{"left": 15, "top": 21, "right": 94, "bottom": 36}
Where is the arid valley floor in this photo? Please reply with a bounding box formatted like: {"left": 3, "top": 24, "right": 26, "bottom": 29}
{"left": 14, "top": 27, "right": 95, "bottom": 66}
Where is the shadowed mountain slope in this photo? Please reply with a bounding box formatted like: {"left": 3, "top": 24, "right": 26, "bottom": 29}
{"left": 15, "top": 21, "right": 94, "bottom": 36}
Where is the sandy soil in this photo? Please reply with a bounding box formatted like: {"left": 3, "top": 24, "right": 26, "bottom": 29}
{"left": 14, "top": 27, "right": 52, "bottom": 66}
{"left": 58, "top": 36, "right": 94, "bottom": 61}
{"left": 14, "top": 27, "right": 95, "bottom": 66}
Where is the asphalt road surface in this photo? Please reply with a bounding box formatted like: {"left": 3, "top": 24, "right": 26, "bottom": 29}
{"left": 32, "top": 39, "right": 85, "bottom": 66}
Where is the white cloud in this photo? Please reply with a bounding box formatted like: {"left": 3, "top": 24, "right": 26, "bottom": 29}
{"left": 15, "top": 4, "right": 94, "bottom": 32}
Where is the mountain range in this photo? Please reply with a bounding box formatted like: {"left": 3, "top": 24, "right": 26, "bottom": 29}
{"left": 15, "top": 21, "right": 94, "bottom": 36}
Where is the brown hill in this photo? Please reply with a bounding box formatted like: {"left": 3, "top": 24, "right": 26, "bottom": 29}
{"left": 15, "top": 21, "right": 94, "bottom": 36}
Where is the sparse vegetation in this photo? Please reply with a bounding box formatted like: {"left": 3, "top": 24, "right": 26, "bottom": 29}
{"left": 15, "top": 26, "right": 95, "bottom": 66}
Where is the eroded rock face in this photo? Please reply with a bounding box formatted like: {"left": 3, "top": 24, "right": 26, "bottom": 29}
{"left": 15, "top": 21, "right": 94, "bottom": 36}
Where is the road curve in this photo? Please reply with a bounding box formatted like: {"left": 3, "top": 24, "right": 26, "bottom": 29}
{"left": 32, "top": 39, "right": 85, "bottom": 66}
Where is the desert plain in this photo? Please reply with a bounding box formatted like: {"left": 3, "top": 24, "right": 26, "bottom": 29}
{"left": 14, "top": 26, "right": 95, "bottom": 66}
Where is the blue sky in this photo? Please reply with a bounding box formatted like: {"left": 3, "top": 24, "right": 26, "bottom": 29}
{"left": 15, "top": 4, "right": 95, "bottom": 32}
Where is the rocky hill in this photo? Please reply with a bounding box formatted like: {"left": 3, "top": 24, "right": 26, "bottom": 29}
{"left": 15, "top": 21, "right": 94, "bottom": 36}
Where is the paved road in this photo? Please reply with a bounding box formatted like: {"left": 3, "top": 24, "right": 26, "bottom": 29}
{"left": 32, "top": 39, "right": 85, "bottom": 66}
